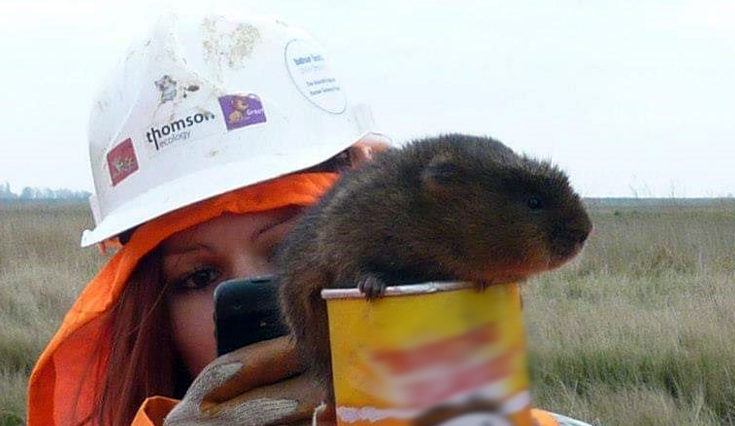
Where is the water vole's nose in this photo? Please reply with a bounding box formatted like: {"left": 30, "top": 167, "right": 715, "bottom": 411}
{"left": 553, "top": 228, "right": 588, "bottom": 245}
{"left": 568, "top": 212, "right": 593, "bottom": 244}
{"left": 550, "top": 220, "right": 591, "bottom": 256}
{"left": 571, "top": 228, "right": 590, "bottom": 244}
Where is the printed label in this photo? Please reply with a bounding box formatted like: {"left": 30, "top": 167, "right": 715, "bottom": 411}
{"left": 155, "top": 75, "right": 177, "bottom": 104}
{"left": 326, "top": 283, "right": 531, "bottom": 425}
{"left": 144, "top": 109, "right": 218, "bottom": 153}
{"left": 107, "top": 138, "right": 139, "bottom": 186}
{"left": 285, "top": 39, "right": 347, "bottom": 114}
{"left": 154, "top": 74, "right": 200, "bottom": 105}
{"left": 370, "top": 324, "right": 514, "bottom": 406}
{"left": 218, "top": 94, "right": 267, "bottom": 131}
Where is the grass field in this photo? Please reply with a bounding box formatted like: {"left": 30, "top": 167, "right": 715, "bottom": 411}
{"left": 525, "top": 199, "right": 735, "bottom": 425}
{"left": 0, "top": 203, "right": 103, "bottom": 425}
{"left": 1, "top": 200, "right": 734, "bottom": 425}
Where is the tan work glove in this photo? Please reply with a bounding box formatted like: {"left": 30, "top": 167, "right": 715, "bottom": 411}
{"left": 163, "top": 336, "right": 333, "bottom": 426}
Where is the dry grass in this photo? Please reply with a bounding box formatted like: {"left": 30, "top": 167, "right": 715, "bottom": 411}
{"left": 1, "top": 200, "right": 734, "bottom": 425}
{"left": 524, "top": 200, "right": 735, "bottom": 425}
{"left": 0, "top": 202, "right": 103, "bottom": 425}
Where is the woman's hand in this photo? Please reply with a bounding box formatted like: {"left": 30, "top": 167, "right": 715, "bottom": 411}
{"left": 163, "top": 336, "right": 333, "bottom": 426}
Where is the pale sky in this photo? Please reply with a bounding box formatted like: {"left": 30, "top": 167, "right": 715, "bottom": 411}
{"left": 1, "top": 0, "right": 734, "bottom": 197}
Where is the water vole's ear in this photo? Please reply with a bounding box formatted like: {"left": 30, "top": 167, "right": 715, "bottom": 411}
{"left": 421, "top": 155, "right": 465, "bottom": 192}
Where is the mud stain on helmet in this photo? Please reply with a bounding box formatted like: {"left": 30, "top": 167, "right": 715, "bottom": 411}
{"left": 201, "top": 17, "right": 261, "bottom": 70}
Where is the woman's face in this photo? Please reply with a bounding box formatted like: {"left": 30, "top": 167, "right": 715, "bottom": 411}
{"left": 161, "top": 206, "right": 303, "bottom": 378}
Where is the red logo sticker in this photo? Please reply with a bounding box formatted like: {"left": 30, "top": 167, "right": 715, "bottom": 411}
{"left": 107, "top": 138, "right": 139, "bottom": 186}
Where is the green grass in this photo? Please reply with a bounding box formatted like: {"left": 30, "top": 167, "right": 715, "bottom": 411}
{"left": 1, "top": 200, "right": 734, "bottom": 424}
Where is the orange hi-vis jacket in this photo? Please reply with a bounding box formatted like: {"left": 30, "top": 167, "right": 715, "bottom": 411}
{"left": 27, "top": 172, "right": 559, "bottom": 426}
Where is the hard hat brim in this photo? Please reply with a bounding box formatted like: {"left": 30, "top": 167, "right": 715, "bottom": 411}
{"left": 81, "top": 136, "right": 371, "bottom": 247}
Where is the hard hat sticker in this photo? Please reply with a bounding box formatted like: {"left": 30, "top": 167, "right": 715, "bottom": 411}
{"left": 154, "top": 74, "right": 200, "bottom": 104}
{"left": 285, "top": 39, "right": 347, "bottom": 114}
{"left": 143, "top": 109, "right": 220, "bottom": 156}
{"left": 107, "top": 138, "right": 139, "bottom": 186}
{"left": 218, "top": 94, "right": 267, "bottom": 131}
{"left": 155, "top": 75, "right": 177, "bottom": 103}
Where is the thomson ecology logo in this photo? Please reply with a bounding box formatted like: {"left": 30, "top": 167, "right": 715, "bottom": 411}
{"left": 145, "top": 111, "right": 216, "bottom": 150}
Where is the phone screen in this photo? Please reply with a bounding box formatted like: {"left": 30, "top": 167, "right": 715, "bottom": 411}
{"left": 213, "top": 275, "right": 289, "bottom": 356}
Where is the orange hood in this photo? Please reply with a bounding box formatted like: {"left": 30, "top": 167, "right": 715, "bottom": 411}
{"left": 27, "top": 172, "right": 338, "bottom": 425}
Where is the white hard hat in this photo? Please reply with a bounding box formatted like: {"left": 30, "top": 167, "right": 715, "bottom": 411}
{"left": 83, "top": 13, "right": 381, "bottom": 248}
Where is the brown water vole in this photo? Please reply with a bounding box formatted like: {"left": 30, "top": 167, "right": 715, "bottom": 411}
{"left": 276, "top": 133, "right": 592, "bottom": 388}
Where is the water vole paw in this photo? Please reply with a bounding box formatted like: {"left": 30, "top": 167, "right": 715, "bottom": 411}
{"left": 357, "top": 274, "right": 388, "bottom": 299}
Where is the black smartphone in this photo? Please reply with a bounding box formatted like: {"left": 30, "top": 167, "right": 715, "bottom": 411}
{"left": 213, "top": 275, "right": 289, "bottom": 356}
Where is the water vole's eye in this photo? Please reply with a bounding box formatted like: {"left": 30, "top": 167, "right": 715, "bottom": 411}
{"left": 176, "top": 267, "right": 221, "bottom": 290}
{"left": 527, "top": 196, "right": 543, "bottom": 210}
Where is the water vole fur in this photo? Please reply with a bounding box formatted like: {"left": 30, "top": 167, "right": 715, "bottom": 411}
{"left": 276, "top": 133, "right": 592, "bottom": 388}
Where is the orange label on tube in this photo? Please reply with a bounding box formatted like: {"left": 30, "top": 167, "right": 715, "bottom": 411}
{"left": 323, "top": 282, "right": 532, "bottom": 426}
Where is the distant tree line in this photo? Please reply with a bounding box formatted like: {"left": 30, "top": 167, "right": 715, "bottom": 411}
{"left": 0, "top": 182, "right": 90, "bottom": 200}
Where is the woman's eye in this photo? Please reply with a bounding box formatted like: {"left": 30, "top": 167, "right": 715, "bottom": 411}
{"left": 527, "top": 196, "right": 543, "bottom": 210}
{"left": 176, "top": 267, "right": 221, "bottom": 290}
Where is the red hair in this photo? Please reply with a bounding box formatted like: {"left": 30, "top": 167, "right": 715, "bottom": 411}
{"left": 92, "top": 249, "right": 188, "bottom": 425}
